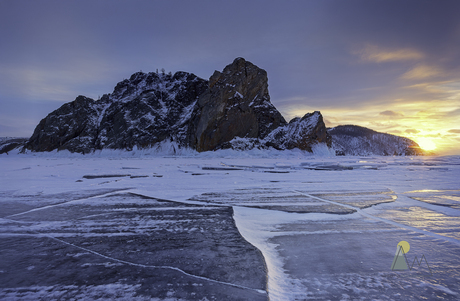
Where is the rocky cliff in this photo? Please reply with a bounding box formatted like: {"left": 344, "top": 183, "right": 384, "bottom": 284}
{"left": 21, "top": 58, "right": 421, "bottom": 156}
{"left": 25, "top": 71, "right": 208, "bottom": 153}
{"left": 188, "top": 58, "right": 287, "bottom": 151}
{"left": 24, "top": 58, "right": 328, "bottom": 154}
{"left": 95, "top": 71, "right": 208, "bottom": 150}
{"left": 264, "top": 111, "right": 331, "bottom": 151}
{"left": 329, "top": 125, "right": 424, "bottom": 156}
{"left": 221, "top": 111, "right": 332, "bottom": 151}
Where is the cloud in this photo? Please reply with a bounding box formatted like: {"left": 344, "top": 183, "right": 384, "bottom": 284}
{"left": 323, "top": 118, "right": 334, "bottom": 127}
{"left": 405, "top": 129, "right": 420, "bottom": 134}
{"left": 357, "top": 45, "right": 424, "bottom": 63}
{"left": 444, "top": 108, "right": 460, "bottom": 117}
{"left": 448, "top": 129, "right": 460, "bottom": 134}
{"left": 401, "top": 65, "right": 443, "bottom": 80}
{"left": 379, "top": 110, "right": 404, "bottom": 117}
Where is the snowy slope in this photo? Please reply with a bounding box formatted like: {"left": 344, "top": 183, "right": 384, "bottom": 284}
{"left": 330, "top": 125, "right": 424, "bottom": 156}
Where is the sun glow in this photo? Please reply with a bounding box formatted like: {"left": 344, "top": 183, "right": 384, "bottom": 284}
{"left": 416, "top": 137, "right": 437, "bottom": 151}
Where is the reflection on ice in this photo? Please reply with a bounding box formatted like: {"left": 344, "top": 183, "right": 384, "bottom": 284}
{"left": 234, "top": 205, "right": 460, "bottom": 300}
{"left": 375, "top": 206, "right": 460, "bottom": 240}
{"left": 404, "top": 189, "right": 460, "bottom": 210}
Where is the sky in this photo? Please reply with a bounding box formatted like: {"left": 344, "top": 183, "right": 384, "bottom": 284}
{"left": 1, "top": 0, "right": 459, "bottom": 155}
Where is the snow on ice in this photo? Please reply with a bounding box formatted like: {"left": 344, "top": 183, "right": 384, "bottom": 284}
{"left": 1, "top": 149, "right": 459, "bottom": 300}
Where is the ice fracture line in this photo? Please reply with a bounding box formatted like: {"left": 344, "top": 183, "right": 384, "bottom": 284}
{"left": 4, "top": 189, "right": 134, "bottom": 219}
{"left": 49, "top": 235, "right": 266, "bottom": 294}
{"left": 293, "top": 190, "right": 460, "bottom": 246}
{"left": 0, "top": 216, "right": 266, "bottom": 295}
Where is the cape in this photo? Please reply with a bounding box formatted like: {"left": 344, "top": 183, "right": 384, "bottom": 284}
{"left": 15, "top": 58, "right": 423, "bottom": 155}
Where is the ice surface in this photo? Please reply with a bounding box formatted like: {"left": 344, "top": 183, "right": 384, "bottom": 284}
{"left": 1, "top": 151, "right": 459, "bottom": 300}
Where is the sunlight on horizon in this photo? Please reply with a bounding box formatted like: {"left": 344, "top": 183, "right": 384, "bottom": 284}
{"left": 415, "top": 137, "right": 437, "bottom": 151}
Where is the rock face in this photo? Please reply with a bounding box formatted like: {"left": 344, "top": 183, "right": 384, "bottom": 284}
{"left": 0, "top": 137, "right": 28, "bottom": 154}
{"left": 95, "top": 72, "right": 207, "bottom": 150}
{"left": 26, "top": 95, "right": 100, "bottom": 153}
{"left": 24, "top": 58, "right": 296, "bottom": 154}
{"left": 222, "top": 111, "right": 332, "bottom": 151}
{"left": 329, "top": 125, "right": 424, "bottom": 156}
{"left": 25, "top": 72, "right": 208, "bottom": 153}
{"left": 264, "top": 111, "right": 331, "bottom": 151}
{"left": 189, "top": 58, "right": 286, "bottom": 151}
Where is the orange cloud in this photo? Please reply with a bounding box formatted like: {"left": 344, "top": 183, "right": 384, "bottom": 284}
{"left": 401, "top": 65, "right": 442, "bottom": 80}
{"left": 379, "top": 110, "right": 404, "bottom": 117}
{"left": 405, "top": 129, "right": 420, "bottom": 134}
{"left": 357, "top": 45, "right": 424, "bottom": 62}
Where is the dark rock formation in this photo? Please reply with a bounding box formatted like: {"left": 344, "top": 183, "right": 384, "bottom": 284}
{"left": 20, "top": 57, "right": 422, "bottom": 156}
{"left": 24, "top": 58, "right": 294, "bottom": 154}
{"left": 329, "top": 125, "right": 424, "bottom": 156}
{"left": 95, "top": 72, "right": 207, "bottom": 150}
{"left": 26, "top": 95, "right": 100, "bottom": 153}
{"left": 264, "top": 111, "right": 331, "bottom": 151}
{"left": 188, "top": 58, "right": 286, "bottom": 151}
{"left": 0, "top": 137, "right": 28, "bottom": 154}
{"left": 25, "top": 72, "right": 208, "bottom": 153}
{"left": 221, "top": 111, "right": 331, "bottom": 152}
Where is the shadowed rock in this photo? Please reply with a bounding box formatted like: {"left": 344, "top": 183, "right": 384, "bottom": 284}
{"left": 25, "top": 96, "right": 100, "bottom": 153}
{"left": 189, "top": 57, "right": 287, "bottom": 151}
{"left": 25, "top": 72, "right": 208, "bottom": 153}
{"left": 264, "top": 111, "right": 331, "bottom": 151}
{"left": 0, "top": 138, "right": 28, "bottom": 154}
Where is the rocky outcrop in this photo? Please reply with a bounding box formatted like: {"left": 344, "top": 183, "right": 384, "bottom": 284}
{"left": 95, "top": 71, "right": 207, "bottom": 150}
{"left": 329, "top": 125, "right": 424, "bottom": 156}
{"left": 25, "top": 71, "right": 208, "bottom": 153}
{"left": 221, "top": 111, "right": 332, "bottom": 151}
{"left": 24, "top": 58, "right": 294, "bottom": 154}
{"left": 188, "top": 58, "right": 286, "bottom": 151}
{"left": 264, "top": 111, "right": 331, "bottom": 151}
{"left": 0, "top": 137, "right": 28, "bottom": 154}
{"left": 21, "top": 57, "right": 422, "bottom": 156}
{"left": 25, "top": 95, "right": 100, "bottom": 153}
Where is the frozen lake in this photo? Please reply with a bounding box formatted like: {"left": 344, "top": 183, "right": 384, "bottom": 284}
{"left": 1, "top": 152, "right": 459, "bottom": 300}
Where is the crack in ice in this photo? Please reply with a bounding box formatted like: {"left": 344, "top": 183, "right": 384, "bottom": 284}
{"left": 4, "top": 189, "right": 133, "bottom": 219}
{"left": 293, "top": 190, "right": 460, "bottom": 246}
{"left": 46, "top": 234, "right": 266, "bottom": 294}
{"left": 0, "top": 217, "right": 266, "bottom": 295}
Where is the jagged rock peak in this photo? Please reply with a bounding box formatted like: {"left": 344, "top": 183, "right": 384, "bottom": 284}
{"left": 209, "top": 57, "right": 261, "bottom": 87}
{"left": 189, "top": 57, "right": 287, "bottom": 151}
{"left": 110, "top": 71, "right": 206, "bottom": 102}
{"left": 264, "top": 111, "right": 331, "bottom": 151}
{"left": 25, "top": 70, "right": 208, "bottom": 153}
{"left": 221, "top": 110, "right": 332, "bottom": 152}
